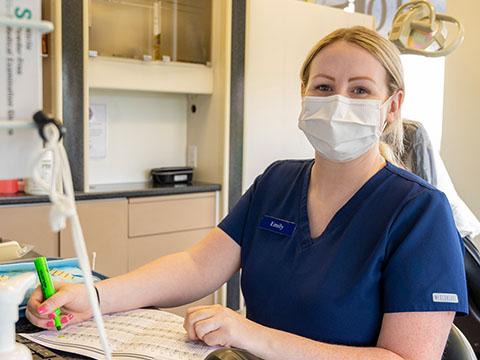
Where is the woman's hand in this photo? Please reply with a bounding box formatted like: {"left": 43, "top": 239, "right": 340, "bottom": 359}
{"left": 183, "top": 304, "right": 263, "bottom": 349}
{"left": 26, "top": 283, "right": 94, "bottom": 329}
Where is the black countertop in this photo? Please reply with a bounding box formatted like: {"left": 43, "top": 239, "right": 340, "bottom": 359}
{"left": 0, "top": 181, "right": 221, "bottom": 206}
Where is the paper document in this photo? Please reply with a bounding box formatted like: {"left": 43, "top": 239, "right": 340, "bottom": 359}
{"left": 21, "top": 308, "right": 218, "bottom": 360}
{"left": 89, "top": 104, "right": 108, "bottom": 160}
{"left": 0, "top": 0, "right": 44, "bottom": 178}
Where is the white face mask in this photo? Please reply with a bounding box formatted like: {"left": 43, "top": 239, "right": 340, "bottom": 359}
{"left": 298, "top": 94, "right": 392, "bottom": 162}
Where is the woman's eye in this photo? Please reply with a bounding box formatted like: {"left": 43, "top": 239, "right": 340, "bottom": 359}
{"left": 315, "top": 84, "right": 333, "bottom": 92}
{"left": 352, "top": 87, "right": 369, "bottom": 95}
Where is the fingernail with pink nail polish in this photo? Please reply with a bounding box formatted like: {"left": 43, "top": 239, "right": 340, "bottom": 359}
{"left": 61, "top": 316, "right": 69, "bottom": 324}
{"left": 48, "top": 313, "right": 56, "bottom": 319}
{"left": 38, "top": 305, "right": 48, "bottom": 314}
{"left": 47, "top": 321, "right": 54, "bottom": 328}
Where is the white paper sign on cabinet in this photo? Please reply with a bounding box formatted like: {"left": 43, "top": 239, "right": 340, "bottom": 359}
{"left": 89, "top": 104, "right": 108, "bottom": 160}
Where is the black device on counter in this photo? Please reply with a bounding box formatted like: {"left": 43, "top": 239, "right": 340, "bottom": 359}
{"left": 151, "top": 166, "right": 194, "bottom": 185}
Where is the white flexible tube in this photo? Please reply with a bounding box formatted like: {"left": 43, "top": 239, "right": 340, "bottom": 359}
{"left": 32, "top": 124, "right": 112, "bottom": 360}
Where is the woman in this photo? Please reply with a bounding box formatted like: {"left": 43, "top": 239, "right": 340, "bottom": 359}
{"left": 27, "top": 27, "right": 467, "bottom": 359}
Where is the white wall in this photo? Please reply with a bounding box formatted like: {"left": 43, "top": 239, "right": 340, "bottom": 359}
{"left": 243, "top": 0, "right": 374, "bottom": 189}
{"left": 442, "top": 0, "right": 480, "bottom": 239}
{"left": 186, "top": 0, "right": 230, "bottom": 186}
{"left": 88, "top": 89, "right": 187, "bottom": 185}
{"left": 401, "top": 55, "right": 445, "bottom": 152}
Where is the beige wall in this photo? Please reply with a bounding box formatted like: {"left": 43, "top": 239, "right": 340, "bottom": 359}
{"left": 242, "top": 0, "right": 374, "bottom": 188}
{"left": 442, "top": 0, "right": 480, "bottom": 241}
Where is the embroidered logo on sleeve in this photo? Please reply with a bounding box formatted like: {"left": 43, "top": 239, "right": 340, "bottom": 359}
{"left": 432, "top": 293, "right": 459, "bottom": 304}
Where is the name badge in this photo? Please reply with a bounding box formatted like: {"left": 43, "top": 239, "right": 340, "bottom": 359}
{"left": 259, "top": 215, "right": 296, "bottom": 236}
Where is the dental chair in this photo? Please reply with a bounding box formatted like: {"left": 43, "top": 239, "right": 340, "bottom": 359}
{"left": 443, "top": 323, "right": 477, "bottom": 360}
{"left": 454, "top": 235, "right": 480, "bottom": 357}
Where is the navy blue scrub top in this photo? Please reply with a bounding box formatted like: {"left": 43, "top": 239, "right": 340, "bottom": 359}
{"left": 218, "top": 160, "right": 468, "bottom": 346}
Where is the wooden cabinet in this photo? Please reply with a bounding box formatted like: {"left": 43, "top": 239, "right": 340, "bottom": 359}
{"left": 129, "top": 228, "right": 214, "bottom": 316}
{"left": 89, "top": 57, "right": 214, "bottom": 94}
{"left": 0, "top": 204, "right": 59, "bottom": 257}
{"left": 60, "top": 199, "right": 128, "bottom": 277}
{"left": 87, "top": 0, "right": 214, "bottom": 94}
{"left": 128, "top": 192, "right": 217, "bottom": 316}
{"left": 0, "top": 191, "right": 218, "bottom": 316}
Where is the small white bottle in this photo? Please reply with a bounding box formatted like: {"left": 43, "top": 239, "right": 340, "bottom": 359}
{"left": 24, "top": 150, "right": 53, "bottom": 195}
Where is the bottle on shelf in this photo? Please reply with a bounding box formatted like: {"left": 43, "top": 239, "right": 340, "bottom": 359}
{"left": 153, "top": 0, "right": 162, "bottom": 60}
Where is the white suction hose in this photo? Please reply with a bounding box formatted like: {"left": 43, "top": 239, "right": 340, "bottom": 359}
{"left": 32, "top": 124, "right": 112, "bottom": 360}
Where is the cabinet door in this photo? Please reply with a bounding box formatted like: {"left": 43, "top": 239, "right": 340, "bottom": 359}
{"left": 0, "top": 204, "right": 59, "bottom": 257}
{"left": 129, "top": 227, "right": 215, "bottom": 317}
{"left": 60, "top": 199, "right": 128, "bottom": 277}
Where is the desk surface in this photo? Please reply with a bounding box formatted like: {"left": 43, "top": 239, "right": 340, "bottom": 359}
{"left": 0, "top": 181, "right": 221, "bottom": 206}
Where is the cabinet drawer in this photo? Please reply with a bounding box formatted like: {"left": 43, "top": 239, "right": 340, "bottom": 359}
{"left": 128, "top": 228, "right": 211, "bottom": 271}
{"left": 128, "top": 192, "right": 216, "bottom": 237}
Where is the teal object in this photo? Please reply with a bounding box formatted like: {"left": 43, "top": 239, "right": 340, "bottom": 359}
{"left": 34, "top": 257, "right": 62, "bottom": 330}
{"left": 1, "top": 258, "right": 79, "bottom": 272}
{"left": 0, "top": 258, "right": 101, "bottom": 314}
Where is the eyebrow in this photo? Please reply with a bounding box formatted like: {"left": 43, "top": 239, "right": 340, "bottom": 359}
{"left": 311, "top": 73, "right": 335, "bottom": 81}
{"left": 348, "top": 76, "right": 377, "bottom": 84}
{"left": 311, "top": 74, "right": 377, "bottom": 84}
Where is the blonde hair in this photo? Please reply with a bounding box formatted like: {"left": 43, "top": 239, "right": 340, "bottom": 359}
{"left": 300, "top": 26, "right": 405, "bottom": 165}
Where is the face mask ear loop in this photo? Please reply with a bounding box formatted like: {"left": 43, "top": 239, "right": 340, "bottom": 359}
{"left": 380, "top": 93, "right": 397, "bottom": 133}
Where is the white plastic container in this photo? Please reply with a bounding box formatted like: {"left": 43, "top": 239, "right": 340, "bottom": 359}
{"left": 24, "top": 150, "right": 53, "bottom": 195}
{"left": 0, "top": 273, "right": 35, "bottom": 360}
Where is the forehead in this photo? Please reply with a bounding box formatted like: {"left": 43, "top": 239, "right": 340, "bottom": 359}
{"left": 308, "top": 41, "right": 388, "bottom": 82}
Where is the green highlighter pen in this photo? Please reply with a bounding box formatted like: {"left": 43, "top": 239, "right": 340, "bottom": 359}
{"left": 34, "top": 257, "right": 62, "bottom": 331}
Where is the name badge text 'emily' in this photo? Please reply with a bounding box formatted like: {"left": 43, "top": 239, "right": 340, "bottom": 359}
{"left": 259, "top": 215, "right": 296, "bottom": 236}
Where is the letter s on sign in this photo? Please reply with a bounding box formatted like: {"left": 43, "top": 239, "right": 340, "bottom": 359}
{"left": 15, "top": 7, "right": 32, "bottom": 20}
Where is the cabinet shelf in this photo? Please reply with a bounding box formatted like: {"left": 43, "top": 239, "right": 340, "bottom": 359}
{"left": 88, "top": 56, "right": 214, "bottom": 94}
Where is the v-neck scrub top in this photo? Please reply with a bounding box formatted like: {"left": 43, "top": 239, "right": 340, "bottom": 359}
{"left": 218, "top": 160, "right": 468, "bottom": 346}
